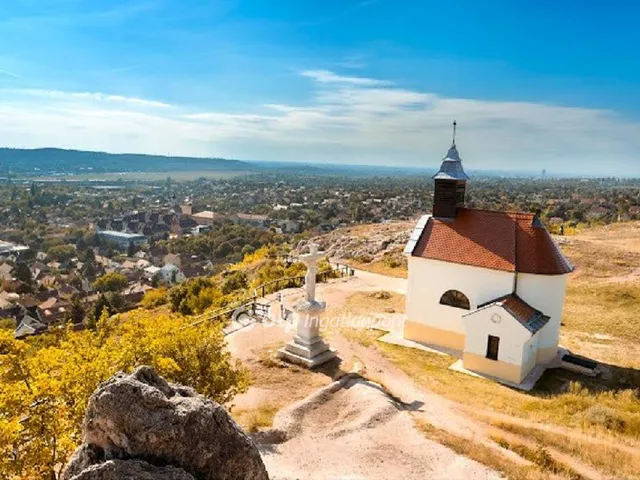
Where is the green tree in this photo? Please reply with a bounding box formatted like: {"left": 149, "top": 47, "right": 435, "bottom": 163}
{"left": 82, "top": 260, "right": 97, "bottom": 281}
{"left": 13, "top": 262, "right": 32, "bottom": 285}
{"left": 221, "top": 271, "right": 248, "bottom": 295}
{"left": 47, "top": 245, "right": 76, "bottom": 263}
{"left": 64, "top": 296, "right": 86, "bottom": 325}
{"left": 215, "top": 241, "right": 233, "bottom": 258}
{"left": 92, "top": 273, "right": 128, "bottom": 293}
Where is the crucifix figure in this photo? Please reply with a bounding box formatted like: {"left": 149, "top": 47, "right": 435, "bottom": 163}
{"left": 277, "top": 241, "right": 337, "bottom": 368}
{"left": 300, "top": 242, "right": 323, "bottom": 302}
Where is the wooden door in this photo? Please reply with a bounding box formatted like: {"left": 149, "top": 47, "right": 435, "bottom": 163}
{"left": 486, "top": 335, "right": 500, "bottom": 361}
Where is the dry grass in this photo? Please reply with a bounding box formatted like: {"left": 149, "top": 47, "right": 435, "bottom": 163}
{"left": 491, "top": 420, "right": 640, "bottom": 479}
{"left": 416, "top": 421, "right": 573, "bottom": 480}
{"left": 348, "top": 253, "right": 409, "bottom": 279}
{"left": 368, "top": 337, "right": 640, "bottom": 441}
{"left": 341, "top": 327, "right": 380, "bottom": 347}
{"left": 328, "top": 290, "right": 406, "bottom": 317}
{"left": 248, "top": 343, "right": 330, "bottom": 393}
{"left": 558, "top": 224, "right": 640, "bottom": 371}
{"left": 561, "top": 238, "right": 640, "bottom": 280}
{"left": 234, "top": 403, "right": 282, "bottom": 432}
{"left": 229, "top": 342, "right": 332, "bottom": 433}
{"left": 562, "top": 277, "right": 640, "bottom": 342}
{"left": 489, "top": 435, "right": 584, "bottom": 480}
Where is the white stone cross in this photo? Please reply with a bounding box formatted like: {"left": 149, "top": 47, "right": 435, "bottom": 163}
{"left": 300, "top": 242, "right": 323, "bottom": 302}
{"left": 277, "top": 241, "right": 336, "bottom": 368}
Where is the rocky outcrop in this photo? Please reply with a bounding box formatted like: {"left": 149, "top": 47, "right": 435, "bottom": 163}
{"left": 63, "top": 366, "right": 269, "bottom": 480}
{"left": 65, "top": 460, "right": 196, "bottom": 480}
{"left": 297, "top": 221, "right": 412, "bottom": 262}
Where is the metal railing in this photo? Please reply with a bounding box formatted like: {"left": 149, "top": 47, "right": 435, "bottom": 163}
{"left": 188, "top": 264, "right": 354, "bottom": 328}
{"left": 254, "top": 264, "right": 354, "bottom": 298}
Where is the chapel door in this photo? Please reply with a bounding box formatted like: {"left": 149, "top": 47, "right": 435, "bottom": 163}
{"left": 486, "top": 335, "right": 500, "bottom": 361}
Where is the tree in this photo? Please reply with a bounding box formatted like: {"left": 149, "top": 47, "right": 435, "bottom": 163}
{"left": 13, "top": 262, "right": 32, "bottom": 285}
{"left": 47, "top": 245, "right": 76, "bottom": 263}
{"left": 82, "top": 260, "right": 97, "bottom": 281}
{"left": 215, "top": 242, "right": 233, "bottom": 258}
{"left": 75, "top": 236, "right": 87, "bottom": 252}
{"left": 0, "top": 318, "right": 14, "bottom": 330}
{"left": 141, "top": 288, "right": 168, "bottom": 310}
{"left": 221, "top": 271, "right": 248, "bottom": 295}
{"left": 167, "top": 277, "right": 221, "bottom": 315}
{"left": 127, "top": 241, "right": 136, "bottom": 257}
{"left": 92, "top": 273, "right": 127, "bottom": 293}
{"left": 0, "top": 310, "right": 248, "bottom": 479}
{"left": 64, "top": 296, "right": 86, "bottom": 325}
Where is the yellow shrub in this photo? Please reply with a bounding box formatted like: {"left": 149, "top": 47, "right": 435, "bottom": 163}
{"left": 0, "top": 311, "right": 248, "bottom": 479}
{"left": 140, "top": 288, "right": 168, "bottom": 309}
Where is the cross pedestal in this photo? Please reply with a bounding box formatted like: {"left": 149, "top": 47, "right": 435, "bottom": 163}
{"left": 277, "top": 243, "right": 337, "bottom": 368}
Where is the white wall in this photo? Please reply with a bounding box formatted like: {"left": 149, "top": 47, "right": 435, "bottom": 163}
{"left": 515, "top": 273, "right": 568, "bottom": 350}
{"left": 160, "top": 267, "right": 185, "bottom": 285}
{"left": 521, "top": 330, "right": 540, "bottom": 374}
{"left": 407, "top": 257, "right": 514, "bottom": 334}
{"left": 461, "top": 305, "right": 531, "bottom": 366}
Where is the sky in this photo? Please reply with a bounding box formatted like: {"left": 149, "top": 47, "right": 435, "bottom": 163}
{"left": 0, "top": 0, "right": 639, "bottom": 175}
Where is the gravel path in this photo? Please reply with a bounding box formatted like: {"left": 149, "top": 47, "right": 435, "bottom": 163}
{"left": 260, "top": 374, "right": 502, "bottom": 480}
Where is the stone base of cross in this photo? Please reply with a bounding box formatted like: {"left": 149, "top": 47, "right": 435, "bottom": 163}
{"left": 277, "top": 243, "right": 337, "bottom": 368}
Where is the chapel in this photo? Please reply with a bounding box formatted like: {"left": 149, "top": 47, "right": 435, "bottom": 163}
{"left": 403, "top": 123, "right": 573, "bottom": 384}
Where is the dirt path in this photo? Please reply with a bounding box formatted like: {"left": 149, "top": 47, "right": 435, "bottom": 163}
{"left": 261, "top": 374, "right": 501, "bottom": 480}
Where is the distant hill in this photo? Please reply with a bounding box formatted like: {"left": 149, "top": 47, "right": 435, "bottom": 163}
{"left": 0, "top": 148, "right": 251, "bottom": 174}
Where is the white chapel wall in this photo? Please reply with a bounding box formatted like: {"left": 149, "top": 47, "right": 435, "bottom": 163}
{"left": 521, "top": 330, "right": 541, "bottom": 375}
{"left": 462, "top": 304, "right": 531, "bottom": 366}
{"left": 516, "top": 273, "right": 568, "bottom": 350}
{"left": 407, "top": 257, "right": 514, "bottom": 335}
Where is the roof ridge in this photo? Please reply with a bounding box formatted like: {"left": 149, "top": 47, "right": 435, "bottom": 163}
{"left": 458, "top": 207, "right": 534, "bottom": 218}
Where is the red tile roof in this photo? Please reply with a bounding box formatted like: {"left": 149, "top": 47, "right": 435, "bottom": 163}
{"left": 473, "top": 293, "right": 550, "bottom": 333}
{"left": 501, "top": 294, "right": 537, "bottom": 323}
{"left": 411, "top": 208, "right": 573, "bottom": 275}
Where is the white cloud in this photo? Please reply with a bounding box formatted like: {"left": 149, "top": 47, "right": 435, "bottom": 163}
{"left": 300, "top": 69, "right": 392, "bottom": 86}
{"left": 8, "top": 89, "right": 171, "bottom": 108}
{"left": 0, "top": 71, "right": 639, "bottom": 175}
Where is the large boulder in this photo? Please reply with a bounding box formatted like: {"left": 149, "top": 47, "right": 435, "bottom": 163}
{"left": 63, "top": 366, "right": 268, "bottom": 480}
{"left": 65, "top": 460, "right": 195, "bottom": 480}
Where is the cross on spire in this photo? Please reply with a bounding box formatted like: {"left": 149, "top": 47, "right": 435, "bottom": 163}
{"left": 452, "top": 120, "right": 457, "bottom": 147}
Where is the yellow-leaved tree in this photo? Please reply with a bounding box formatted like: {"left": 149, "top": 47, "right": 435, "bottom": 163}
{"left": 0, "top": 309, "right": 248, "bottom": 479}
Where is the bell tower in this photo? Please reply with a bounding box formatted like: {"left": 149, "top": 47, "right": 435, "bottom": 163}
{"left": 432, "top": 121, "right": 469, "bottom": 219}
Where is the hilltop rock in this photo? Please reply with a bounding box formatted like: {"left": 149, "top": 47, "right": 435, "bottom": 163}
{"left": 65, "top": 460, "right": 195, "bottom": 480}
{"left": 63, "top": 366, "right": 269, "bottom": 480}
{"left": 297, "top": 221, "right": 412, "bottom": 262}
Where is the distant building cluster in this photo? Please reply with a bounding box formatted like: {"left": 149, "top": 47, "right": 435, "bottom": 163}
{"left": 96, "top": 231, "right": 147, "bottom": 248}
{"left": 0, "top": 240, "right": 29, "bottom": 256}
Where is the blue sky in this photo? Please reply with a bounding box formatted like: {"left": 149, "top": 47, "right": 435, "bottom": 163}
{"left": 0, "top": 0, "right": 639, "bottom": 175}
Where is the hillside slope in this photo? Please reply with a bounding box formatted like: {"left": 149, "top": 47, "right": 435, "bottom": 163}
{"left": 0, "top": 147, "right": 251, "bottom": 174}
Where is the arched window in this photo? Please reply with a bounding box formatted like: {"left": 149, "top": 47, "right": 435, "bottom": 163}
{"left": 439, "top": 290, "right": 470, "bottom": 310}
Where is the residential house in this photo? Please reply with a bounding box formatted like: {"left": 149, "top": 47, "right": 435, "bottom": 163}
{"left": 0, "top": 263, "right": 13, "bottom": 281}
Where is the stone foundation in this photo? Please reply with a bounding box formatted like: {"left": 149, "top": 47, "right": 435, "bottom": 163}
{"left": 277, "top": 299, "right": 336, "bottom": 368}
{"left": 403, "top": 320, "right": 465, "bottom": 352}
{"left": 536, "top": 345, "right": 559, "bottom": 364}
{"left": 462, "top": 352, "right": 523, "bottom": 383}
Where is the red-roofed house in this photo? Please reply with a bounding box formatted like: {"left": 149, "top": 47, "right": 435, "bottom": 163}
{"left": 404, "top": 125, "right": 573, "bottom": 385}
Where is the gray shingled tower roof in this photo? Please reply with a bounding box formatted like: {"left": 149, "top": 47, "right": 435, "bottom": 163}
{"left": 432, "top": 121, "right": 470, "bottom": 181}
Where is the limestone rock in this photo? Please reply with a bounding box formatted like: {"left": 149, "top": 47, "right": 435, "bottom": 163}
{"left": 295, "top": 221, "right": 412, "bottom": 263}
{"left": 66, "top": 460, "right": 196, "bottom": 480}
{"left": 63, "top": 366, "right": 269, "bottom": 480}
